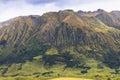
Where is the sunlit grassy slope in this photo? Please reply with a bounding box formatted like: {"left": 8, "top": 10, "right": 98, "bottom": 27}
{"left": 51, "top": 77, "right": 92, "bottom": 80}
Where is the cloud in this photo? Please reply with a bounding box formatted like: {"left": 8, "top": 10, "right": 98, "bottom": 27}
{"left": 0, "top": 0, "right": 104, "bottom": 6}
{"left": 27, "top": 0, "right": 57, "bottom": 4}
{"left": 0, "top": 0, "right": 56, "bottom": 4}
{"left": 0, "top": 0, "right": 59, "bottom": 22}
{"left": 0, "top": 0, "right": 120, "bottom": 22}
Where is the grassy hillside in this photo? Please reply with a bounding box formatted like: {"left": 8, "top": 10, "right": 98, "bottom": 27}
{"left": 0, "top": 9, "right": 120, "bottom": 80}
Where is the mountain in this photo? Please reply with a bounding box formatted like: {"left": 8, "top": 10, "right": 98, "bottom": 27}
{"left": 78, "top": 9, "right": 120, "bottom": 30}
{"left": 96, "top": 11, "right": 120, "bottom": 29}
{"left": 0, "top": 9, "right": 120, "bottom": 78}
{"left": 78, "top": 9, "right": 105, "bottom": 17}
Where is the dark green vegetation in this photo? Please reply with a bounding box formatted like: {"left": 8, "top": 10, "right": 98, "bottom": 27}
{"left": 0, "top": 9, "right": 120, "bottom": 80}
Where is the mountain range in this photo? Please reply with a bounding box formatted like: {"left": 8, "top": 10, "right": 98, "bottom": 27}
{"left": 0, "top": 9, "right": 120, "bottom": 77}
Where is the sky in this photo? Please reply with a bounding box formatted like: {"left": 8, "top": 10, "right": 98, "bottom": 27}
{"left": 0, "top": 0, "right": 120, "bottom": 22}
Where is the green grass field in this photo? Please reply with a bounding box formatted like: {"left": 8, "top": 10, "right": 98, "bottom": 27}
{"left": 0, "top": 58, "right": 120, "bottom": 80}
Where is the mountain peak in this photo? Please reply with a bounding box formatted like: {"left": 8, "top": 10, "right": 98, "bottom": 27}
{"left": 96, "top": 9, "right": 105, "bottom": 13}
{"left": 59, "top": 9, "right": 74, "bottom": 12}
{"left": 78, "top": 9, "right": 106, "bottom": 17}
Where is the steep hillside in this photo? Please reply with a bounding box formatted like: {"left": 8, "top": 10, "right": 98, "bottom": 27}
{"left": 0, "top": 9, "right": 120, "bottom": 61}
{"left": 96, "top": 11, "right": 120, "bottom": 29}
{"left": 0, "top": 10, "right": 119, "bottom": 78}
{"left": 78, "top": 9, "right": 120, "bottom": 30}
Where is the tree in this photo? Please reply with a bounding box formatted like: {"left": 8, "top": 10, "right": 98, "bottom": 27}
{"left": 0, "top": 40, "right": 6, "bottom": 48}
{"left": 103, "top": 51, "right": 120, "bottom": 74}
{"left": 72, "top": 54, "right": 86, "bottom": 67}
{"left": 61, "top": 51, "right": 87, "bottom": 68}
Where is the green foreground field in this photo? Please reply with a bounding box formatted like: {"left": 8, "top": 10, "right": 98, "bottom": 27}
{"left": 0, "top": 59, "right": 120, "bottom": 80}
{"left": 51, "top": 77, "right": 92, "bottom": 80}
{"left": 0, "top": 76, "right": 120, "bottom": 80}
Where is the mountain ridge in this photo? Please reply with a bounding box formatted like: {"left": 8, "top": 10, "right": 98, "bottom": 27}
{"left": 0, "top": 9, "right": 119, "bottom": 70}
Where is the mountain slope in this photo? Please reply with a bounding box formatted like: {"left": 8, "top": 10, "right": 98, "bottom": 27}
{"left": 96, "top": 11, "right": 120, "bottom": 30}
{"left": 0, "top": 9, "right": 119, "bottom": 71}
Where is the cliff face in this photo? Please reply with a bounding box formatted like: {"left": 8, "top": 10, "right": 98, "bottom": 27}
{"left": 0, "top": 10, "right": 120, "bottom": 63}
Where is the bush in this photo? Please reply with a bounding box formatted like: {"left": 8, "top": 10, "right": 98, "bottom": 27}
{"left": 81, "top": 69, "right": 88, "bottom": 74}
{"left": 97, "top": 63, "right": 104, "bottom": 69}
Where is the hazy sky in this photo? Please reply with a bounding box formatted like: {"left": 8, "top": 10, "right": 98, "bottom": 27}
{"left": 0, "top": 0, "right": 120, "bottom": 22}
